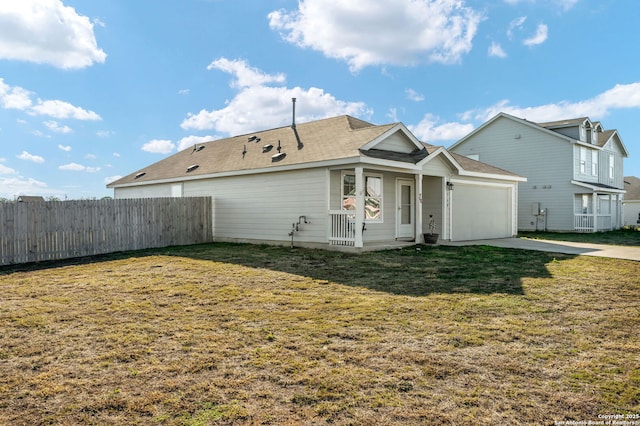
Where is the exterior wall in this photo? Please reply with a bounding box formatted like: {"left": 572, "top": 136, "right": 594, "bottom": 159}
{"left": 600, "top": 143, "right": 625, "bottom": 188}
{"left": 451, "top": 117, "right": 578, "bottom": 231}
{"left": 115, "top": 183, "right": 174, "bottom": 198}
{"left": 422, "top": 176, "right": 444, "bottom": 238}
{"left": 623, "top": 200, "right": 640, "bottom": 226}
{"left": 183, "top": 168, "right": 328, "bottom": 244}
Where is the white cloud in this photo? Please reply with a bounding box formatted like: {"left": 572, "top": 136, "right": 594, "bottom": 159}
{"left": 142, "top": 139, "right": 176, "bottom": 154}
{"left": 177, "top": 135, "right": 217, "bottom": 152}
{"left": 58, "top": 144, "right": 72, "bottom": 152}
{"left": 84, "top": 154, "right": 97, "bottom": 160}
{"left": 96, "top": 130, "right": 114, "bottom": 138}
{"left": 0, "top": 0, "right": 106, "bottom": 69}
{"left": 113, "top": 152, "right": 121, "bottom": 158}
{"left": 0, "top": 177, "right": 51, "bottom": 198}
{"left": 523, "top": 23, "right": 548, "bottom": 46}
{"left": 488, "top": 42, "right": 507, "bottom": 58}
{"left": 59, "top": 162, "right": 100, "bottom": 172}
{"left": 268, "top": 0, "right": 483, "bottom": 72}
{"left": 44, "top": 120, "right": 73, "bottom": 133}
{"left": 182, "top": 58, "right": 370, "bottom": 135}
{"left": 178, "top": 89, "right": 190, "bottom": 95}
{"left": 405, "top": 88, "right": 425, "bottom": 102}
{"left": 17, "top": 151, "right": 45, "bottom": 163}
{"left": 0, "top": 78, "right": 101, "bottom": 120}
{"left": 0, "top": 79, "right": 32, "bottom": 109}
{"left": 463, "top": 82, "right": 640, "bottom": 123}
{"left": 409, "top": 114, "right": 475, "bottom": 143}
{"left": 31, "top": 100, "right": 101, "bottom": 120}
{"left": 507, "top": 16, "right": 527, "bottom": 40}
{"left": 0, "top": 163, "right": 17, "bottom": 175}
{"left": 105, "top": 175, "right": 122, "bottom": 185}
{"left": 207, "top": 58, "right": 286, "bottom": 89}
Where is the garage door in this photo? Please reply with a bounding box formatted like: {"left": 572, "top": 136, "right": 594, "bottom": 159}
{"left": 451, "top": 183, "right": 512, "bottom": 241}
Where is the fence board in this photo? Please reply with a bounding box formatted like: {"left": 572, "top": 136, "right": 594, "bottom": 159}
{"left": 0, "top": 197, "right": 213, "bottom": 266}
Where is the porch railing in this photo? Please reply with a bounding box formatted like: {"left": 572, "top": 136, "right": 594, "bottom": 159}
{"left": 574, "top": 214, "right": 612, "bottom": 232}
{"left": 328, "top": 210, "right": 355, "bottom": 246}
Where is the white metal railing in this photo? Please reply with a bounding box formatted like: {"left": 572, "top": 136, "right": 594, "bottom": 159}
{"left": 574, "top": 214, "right": 612, "bottom": 232}
{"left": 328, "top": 210, "right": 355, "bottom": 246}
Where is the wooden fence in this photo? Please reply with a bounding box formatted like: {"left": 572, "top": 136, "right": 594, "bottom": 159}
{"left": 0, "top": 197, "right": 213, "bottom": 266}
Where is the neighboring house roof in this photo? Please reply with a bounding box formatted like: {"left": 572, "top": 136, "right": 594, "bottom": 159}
{"left": 16, "top": 196, "right": 45, "bottom": 202}
{"left": 109, "top": 115, "right": 523, "bottom": 188}
{"left": 536, "top": 117, "right": 590, "bottom": 129}
{"left": 449, "top": 112, "right": 630, "bottom": 157}
{"left": 624, "top": 176, "right": 640, "bottom": 200}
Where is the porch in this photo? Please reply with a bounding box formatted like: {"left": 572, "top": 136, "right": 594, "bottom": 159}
{"left": 573, "top": 214, "right": 613, "bottom": 232}
{"left": 574, "top": 191, "right": 623, "bottom": 232}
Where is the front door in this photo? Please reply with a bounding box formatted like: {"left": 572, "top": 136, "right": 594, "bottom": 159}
{"left": 396, "top": 179, "right": 415, "bottom": 240}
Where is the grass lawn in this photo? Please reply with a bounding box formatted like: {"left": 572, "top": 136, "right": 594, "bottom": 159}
{"left": 1, "top": 243, "right": 638, "bottom": 425}
{"left": 520, "top": 227, "right": 640, "bottom": 246}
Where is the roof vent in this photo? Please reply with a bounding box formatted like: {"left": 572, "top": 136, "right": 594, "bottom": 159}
{"left": 262, "top": 144, "right": 273, "bottom": 153}
{"left": 272, "top": 152, "right": 286, "bottom": 162}
{"left": 186, "top": 164, "right": 199, "bottom": 173}
{"left": 242, "top": 145, "right": 247, "bottom": 158}
{"left": 196, "top": 145, "right": 205, "bottom": 152}
{"left": 134, "top": 172, "right": 146, "bottom": 179}
{"left": 248, "top": 136, "right": 260, "bottom": 143}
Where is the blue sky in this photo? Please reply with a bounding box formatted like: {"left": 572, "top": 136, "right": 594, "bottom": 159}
{"left": 1, "top": 0, "right": 638, "bottom": 199}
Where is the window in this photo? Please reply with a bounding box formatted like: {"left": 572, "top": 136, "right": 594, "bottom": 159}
{"left": 342, "top": 173, "right": 382, "bottom": 221}
{"left": 609, "top": 154, "right": 615, "bottom": 180}
{"left": 591, "top": 152, "right": 598, "bottom": 176}
{"left": 579, "top": 147, "right": 587, "bottom": 174}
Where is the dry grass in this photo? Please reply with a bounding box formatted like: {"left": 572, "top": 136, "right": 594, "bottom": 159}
{"left": 0, "top": 243, "right": 638, "bottom": 425}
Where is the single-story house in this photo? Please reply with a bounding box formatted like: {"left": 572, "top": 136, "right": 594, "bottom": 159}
{"left": 623, "top": 176, "right": 640, "bottom": 227}
{"left": 108, "top": 114, "right": 525, "bottom": 250}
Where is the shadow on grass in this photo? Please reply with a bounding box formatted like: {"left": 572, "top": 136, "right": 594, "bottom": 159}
{"left": 0, "top": 242, "right": 573, "bottom": 297}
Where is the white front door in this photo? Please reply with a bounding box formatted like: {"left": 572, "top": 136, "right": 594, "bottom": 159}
{"left": 396, "top": 179, "right": 415, "bottom": 239}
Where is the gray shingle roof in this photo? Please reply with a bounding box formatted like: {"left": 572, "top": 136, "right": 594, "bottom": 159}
{"left": 109, "top": 115, "right": 396, "bottom": 186}
{"left": 109, "top": 115, "right": 522, "bottom": 187}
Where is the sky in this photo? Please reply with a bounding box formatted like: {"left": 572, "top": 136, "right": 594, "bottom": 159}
{"left": 0, "top": 0, "right": 639, "bottom": 200}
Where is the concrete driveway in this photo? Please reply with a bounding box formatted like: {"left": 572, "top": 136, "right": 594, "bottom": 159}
{"left": 442, "top": 238, "right": 640, "bottom": 261}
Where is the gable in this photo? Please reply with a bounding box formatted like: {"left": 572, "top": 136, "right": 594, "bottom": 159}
{"left": 371, "top": 129, "right": 419, "bottom": 153}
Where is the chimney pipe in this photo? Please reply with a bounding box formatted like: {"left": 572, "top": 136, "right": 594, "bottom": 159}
{"left": 291, "top": 97, "right": 297, "bottom": 129}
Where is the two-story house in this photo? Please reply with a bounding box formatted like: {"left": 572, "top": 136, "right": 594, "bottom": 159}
{"left": 449, "top": 112, "right": 629, "bottom": 233}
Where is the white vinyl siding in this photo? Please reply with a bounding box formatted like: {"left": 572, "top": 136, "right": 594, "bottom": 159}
{"left": 450, "top": 116, "right": 575, "bottom": 231}
{"left": 183, "top": 168, "right": 328, "bottom": 243}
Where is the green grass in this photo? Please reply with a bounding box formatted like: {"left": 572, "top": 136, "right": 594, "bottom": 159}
{"left": 0, "top": 243, "right": 638, "bottom": 425}
{"left": 520, "top": 227, "right": 640, "bottom": 246}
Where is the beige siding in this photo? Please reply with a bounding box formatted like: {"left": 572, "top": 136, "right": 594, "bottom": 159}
{"left": 451, "top": 116, "right": 576, "bottom": 231}
{"left": 183, "top": 168, "right": 328, "bottom": 243}
{"left": 623, "top": 200, "right": 640, "bottom": 226}
{"left": 374, "top": 131, "right": 415, "bottom": 153}
{"left": 115, "top": 183, "right": 173, "bottom": 198}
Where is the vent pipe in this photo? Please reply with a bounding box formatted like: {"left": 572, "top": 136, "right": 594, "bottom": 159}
{"left": 291, "top": 97, "right": 297, "bottom": 129}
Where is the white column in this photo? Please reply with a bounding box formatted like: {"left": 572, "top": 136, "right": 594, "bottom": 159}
{"left": 415, "top": 173, "right": 423, "bottom": 243}
{"left": 592, "top": 193, "right": 598, "bottom": 232}
{"left": 354, "top": 167, "right": 364, "bottom": 248}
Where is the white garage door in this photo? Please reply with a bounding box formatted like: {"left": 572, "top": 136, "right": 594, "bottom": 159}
{"left": 451, "top": 183, "right": 512, "bottom": 241}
